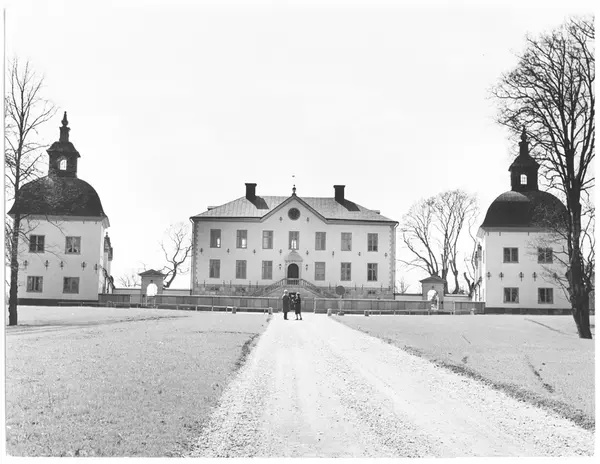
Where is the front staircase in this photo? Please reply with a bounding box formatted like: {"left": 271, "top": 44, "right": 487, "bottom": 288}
{"left": 252, "top": 278, "right": 337, "bottom": 298}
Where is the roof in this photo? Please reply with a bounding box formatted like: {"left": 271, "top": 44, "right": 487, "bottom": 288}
{"left": 191, "top": 195, "right": 397, "bottom": 223}
{"left": 509, "top": 153, "right": 539, "bottom": 171}
{"left": 481, "top": 190, "right": 567, "bottom": 229}
{"left": 420, "top": 275, "right": 446, "bottom": 284}
{"left": 139, "top": 269, "right": 166, "bottom": 276}
{"left": 8, "top": 175, "right": 107, "bottom": 218}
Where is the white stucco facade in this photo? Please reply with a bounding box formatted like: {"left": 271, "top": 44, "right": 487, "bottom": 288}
{"left": 475, "top": 228, "right": 570, "bottom": 310}
{"left": 16, "top": 215, "right": 113, "bottom": 301}
{"left": 191, "top": 187, "right": 397, "bottom": 295}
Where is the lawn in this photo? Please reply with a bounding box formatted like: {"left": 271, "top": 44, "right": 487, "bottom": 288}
{"left": 5, "top": 306, "right": 271, "bottom": 457}
{"left": 333, "top": 314, "right": 595, "bottom": 430}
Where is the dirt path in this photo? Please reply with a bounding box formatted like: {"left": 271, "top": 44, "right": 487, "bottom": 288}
{"left": 188, "top": 314, "right": 594, "bottom": 458}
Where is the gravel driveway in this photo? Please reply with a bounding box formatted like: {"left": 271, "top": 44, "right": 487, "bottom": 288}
{"left": 188, "top": 314, "right": 594, "bottom": 458}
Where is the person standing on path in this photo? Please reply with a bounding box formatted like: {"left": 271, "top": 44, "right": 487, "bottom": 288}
{"left": 294, "top": 293, "right": 302, "bottom": 320}
{"left": 282, "top": 290, "right": 290, "bottom": 320}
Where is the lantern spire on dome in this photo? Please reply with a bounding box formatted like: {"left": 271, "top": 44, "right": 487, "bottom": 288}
{"left": 59, "top": 111, "right": 70, "bottom": 143}
{"left": 518, "top": 126, "right": 531, "bottom": 158}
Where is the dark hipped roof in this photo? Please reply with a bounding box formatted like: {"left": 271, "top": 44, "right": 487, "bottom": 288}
{"left": 191, "top": 195, "right": 396, "bottom": 223}
{"left": 481, "top": 190, "right": 567, "bottom": 228}
{"left": 8, "top": 176, "right": 107, "bottom": 218}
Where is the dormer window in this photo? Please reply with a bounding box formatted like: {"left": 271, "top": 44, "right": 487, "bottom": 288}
{"left": 59, "top": 158, "right": 67, "bottom": 170}
{"left": 520, "top": 174, "right": 527, "bottom": 185}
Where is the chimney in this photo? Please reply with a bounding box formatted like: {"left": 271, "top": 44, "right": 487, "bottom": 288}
{"left": 245, "top": 183, "right": 257, "bottom": 201}
{"left": 334, "top": 185, "right": 345, "bottom": 203}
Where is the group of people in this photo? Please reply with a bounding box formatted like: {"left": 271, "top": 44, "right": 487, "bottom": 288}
{"left": 282, "top": 289, "right": 302, "bottom": 320}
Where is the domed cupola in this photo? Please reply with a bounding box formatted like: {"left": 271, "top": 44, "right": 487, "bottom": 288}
{"left": 8, "top": 113, "right": 108, "bottom": 220}
{"left": 481, "top": 128, "right": 566, "bottom": 229}
{"left": 509, "top": 128, "right": 540, "bottom": 192}
{"left": 47, "top": 112, "right": 81, "bottom": 178}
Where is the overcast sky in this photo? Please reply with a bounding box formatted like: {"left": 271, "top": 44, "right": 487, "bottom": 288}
{"left": 4, "top": 0, "right": 594, "bottom": 290}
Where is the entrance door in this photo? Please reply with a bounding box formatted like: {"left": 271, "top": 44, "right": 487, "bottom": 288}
{"left": 287, "top": 263, "right": 299, "bottom": 279}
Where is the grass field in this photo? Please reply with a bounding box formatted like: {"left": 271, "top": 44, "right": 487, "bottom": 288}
{"left": 5, "top": 306, "right": 271, "bottom": 457}
{"left": 333, "top": 314, "right": 595, "bottom": 430}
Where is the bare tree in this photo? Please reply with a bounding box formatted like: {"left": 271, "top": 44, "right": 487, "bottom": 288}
{"left": 117, "top": 270, "right": 141, "bottom": 288}
{"left": 463, "top": 214, "right": 482, "bottom": 298}
{"left": 436, "top": 190, "right": 478, "bottom": 294}
{"left": 400, "top": 190, "right": 478, "bottom": 294}
{"left": 159, "top": 222, "right": 193, "bottom": 288}
{"left": 5, "top": 60, "right": 57, "bottom": 326}
{"left": 395, "top": 277, "right": 410, "bottom": 294}
{"left": 491, "top": 16, "right": 595, "bottom": 338}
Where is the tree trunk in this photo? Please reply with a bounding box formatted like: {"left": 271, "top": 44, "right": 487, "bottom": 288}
{"left": 8, "top": 214, "right": 21, "bottom": 326}
{"left": 452, "top": 270, "right": 460, "bottom": 294}
{"left": 567, "top": 189, "right": 592, "bottom": 339}
{"left": 570, "top": 254, "right": 592, "bottom": 339}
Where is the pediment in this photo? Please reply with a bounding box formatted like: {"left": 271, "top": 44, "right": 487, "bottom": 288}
{"left": 285, "top": 250, "right": 304, "bottom": 262}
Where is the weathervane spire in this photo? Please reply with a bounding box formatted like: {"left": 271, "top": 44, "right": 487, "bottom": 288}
{"left": 59, "top": 111, "right": 70, "bottom": 143}
{"left": 519, "top": 126, "right": 529, "bottom": 157}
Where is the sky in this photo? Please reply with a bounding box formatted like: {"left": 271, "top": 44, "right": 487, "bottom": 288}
{"left": 3, "top": 0, "right": 595, "bottom": 291}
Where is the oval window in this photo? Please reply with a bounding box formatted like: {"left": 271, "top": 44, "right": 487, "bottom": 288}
{"left": 288, "top": 208, "right": 300, "bottom": 220}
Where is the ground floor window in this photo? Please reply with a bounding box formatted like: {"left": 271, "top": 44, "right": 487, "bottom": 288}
{"left": 26, "top": 276, "right": 43, "bottom": 292}
{"left": 63, "top": 277, "right": 80, "bottom": 294}
{"left": 538, "top": 288, "right": 554, "bottom": 304}
{"left": 341, "top": 262, "right": 351, "bottom": 281}
{"left": 209, "top": 259, "right": 220, "bottom": 278}
{"left": 236, "top": 260, "right": 247, "bottom": 279}
{"left": 315, "top": 262, "right": 325, "bottom": 281}
{"left": 503, "top": 287, "right": 519, "bottom": 303}
{"left": 367, "top": 263, "right": 378, "bottom": 281}
{"left": 262, "top": 261, "right": 273, "bottom": 280}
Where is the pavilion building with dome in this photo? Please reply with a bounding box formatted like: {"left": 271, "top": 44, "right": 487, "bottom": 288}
{"left": 8, "top": 113, "right": 115, "bottom": 304}
{"left": 474, "top": 129, "right": 570, "bottom": 312}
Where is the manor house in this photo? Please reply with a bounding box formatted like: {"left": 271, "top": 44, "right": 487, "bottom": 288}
{"left": 190, "top": 184, "right": 398, "bottom": 298}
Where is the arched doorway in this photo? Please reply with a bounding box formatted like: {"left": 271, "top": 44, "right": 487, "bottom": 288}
{"left": 287, "top": 263, "right": 299, "bottom": 279}
{"left": 427, "top": 289, "right": 439, "bottom": 311}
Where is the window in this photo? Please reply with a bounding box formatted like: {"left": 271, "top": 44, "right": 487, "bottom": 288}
{"left": 503, "top": 247, "right": 518, "bottom": 263}
{"left": 262, "top": 231, "right": 273, "bottom": 249}
{"left": 538, "top": 247, "right": 553, "bottom": 264}
{"left": 288, "top": 208, "right": 300, "bottom": 220}
{"left": 315, "top": 232, "right": 326, "bottom": 250}
{"left": 503, "top": 287, "right": 519, "bottom": 303}
{"left": 341, "top": 233, "right": 352, "bottom": 251}
{"left": 315, "top": 262, "right": 326, "bottom": 281}
{"left": 341, "top": 262, "right": 351, "bottom": 281}
{"left": 539, "top": 288, "right": 554, "bottom": 304}
{"left": 63, "top": 277, "right": 80, "bottom": 294}
{"left": 29, "top": 235, "right": 45, "bottom": 253}
{"left": 236, "top": 260, "right": 247, "bottom": 279}
{"left": 209, "top": 259, "right": 220, "bottom": 278}
{"left": 236, "top": 230, "right": 248, "bottom": 249}
{"left": 26, "top": 276, "right": 43, "bottom": 293}
{"left": 289, "top": 231, "right": 299, "bottom": 250}
{"left": 59, "top": 158, "right": 67, "bottom": 170}
{"left": 262, "top": 261, "right": 273, "bottom": 280}
{"left": 368, "top": 233, "right": 378, "bottom": 252}
{"left": 65, "top": 236, "right": 81, "bottom": 254}
{"left": 210, "top": 229, "right": 221, "bottom": 248}
{"left": 520, "top": 174, "right": 527, "bottom": 185}
{"left": 367, "top": 263, "right": 378, "bottom": 281}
